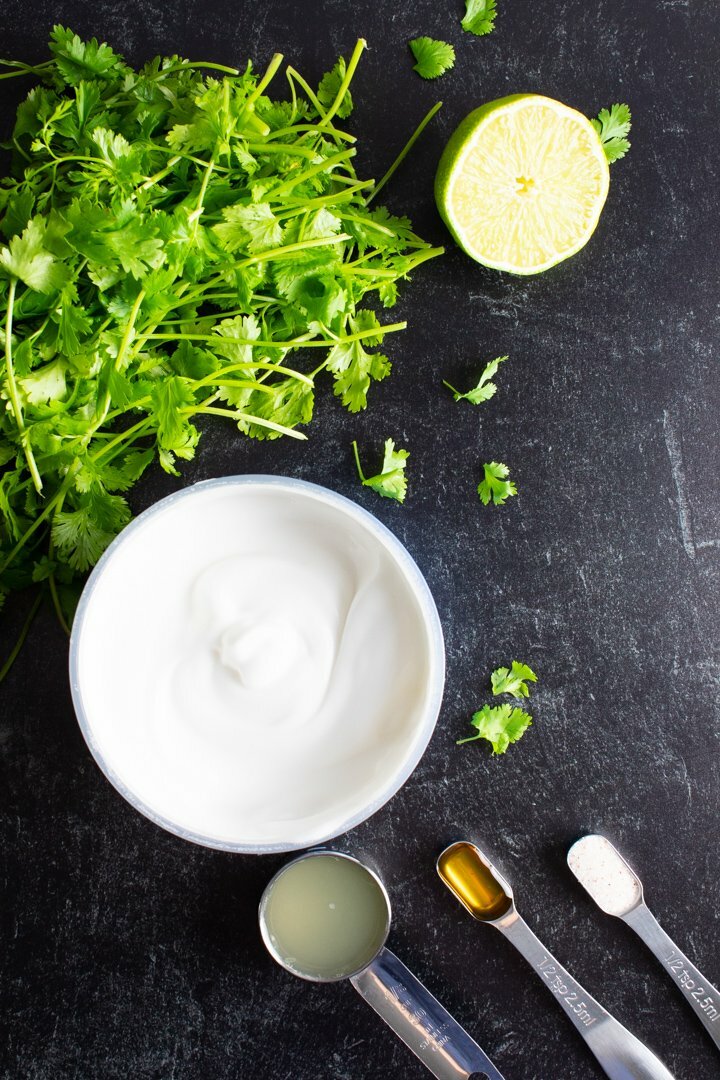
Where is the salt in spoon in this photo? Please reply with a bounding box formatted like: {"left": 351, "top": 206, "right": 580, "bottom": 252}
{"left": 568, "top": 833, "right": 720, "bottom": 1053}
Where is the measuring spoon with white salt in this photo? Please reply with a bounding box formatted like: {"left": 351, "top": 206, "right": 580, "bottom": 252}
{"left": 568, "top": 834, "right": 720, "bottom": 1053}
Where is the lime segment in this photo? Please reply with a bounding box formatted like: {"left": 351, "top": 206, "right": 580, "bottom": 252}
{"left": 435, "top": 94, "right": 610, "bottom": 274}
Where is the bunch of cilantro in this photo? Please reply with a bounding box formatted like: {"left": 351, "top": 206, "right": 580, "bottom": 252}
{"left": 0, "top": 29, "right": 441, "bottom": 639}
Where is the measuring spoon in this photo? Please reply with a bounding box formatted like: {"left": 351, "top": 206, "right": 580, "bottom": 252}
{"left": 437, "top": 840, "right": 676, "bottom": 1080}
{"left": 259, "top": 849, "right": 505, "bottom": 1080}
{"left": 568, "top": 833, "right": 720, "bottom": 1053}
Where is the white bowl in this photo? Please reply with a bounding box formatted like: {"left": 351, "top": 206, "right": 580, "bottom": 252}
{"left": 69, "top": 476, "right": 445, "bottom": 853}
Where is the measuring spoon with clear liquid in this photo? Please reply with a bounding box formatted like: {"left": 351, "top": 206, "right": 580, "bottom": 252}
{"left": 437, "top": 841, "right": 676, "bottom": 1080}
{"left": 259, "top": 849, "right": 505, "bottom": 1080}
{"left": 568, "top": 833, "right": 720, "bottom": 1053}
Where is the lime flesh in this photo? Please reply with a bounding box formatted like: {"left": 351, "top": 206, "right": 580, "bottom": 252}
{"left": 435, "top": 94, "right": 610, "bottom": 275}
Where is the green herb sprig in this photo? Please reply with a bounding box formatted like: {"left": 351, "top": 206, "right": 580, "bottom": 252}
{"left": 444, "top": 354, "right": 507, "bottom": 404}
{"left": 592, "top": 104, "right": 632, "bottom": 163}
{"left": 478, "top": 461, "right": 517, "bottom": 506}
{"left": 457, "top": 702, "right": 532, "bottom": 754}
{"left": 352, "top": 438, "right": 409, "bottom": 502}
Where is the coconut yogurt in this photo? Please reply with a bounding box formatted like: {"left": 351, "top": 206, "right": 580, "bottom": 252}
{"left": 71, "top": 478, "right": 443, "bottom": 850}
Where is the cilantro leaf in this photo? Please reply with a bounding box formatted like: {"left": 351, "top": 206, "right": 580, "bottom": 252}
{"left": 444, "top": 355, "right": 507, "bottom": 404}
{"left": 49, "top": 25, "right": 127, "bottom": 85}
{"left": 591, "top": 103, "right": 632, "bottom": 163}
{"left": 457, "top": 703, "right": 532, "bottom": 754}
{"left": 409, "top": 38, "right": 456, "bottom": 80}
{"left": 491, "top": 661, "right": 538, "bottom": 699}
{"left": 327, "top": 311, "right": 391, "bottom": 412}
{"left": 353, "top": 438, "right": 409, "bottom": 503}
{"left": 19, "top": 360, "right": 67, "bottom": 404}
{"left": 0, "top": 218, "right": 69, "bottom": 293}
{"left": 478, "top": 461, "right": 517, "bottom": 506}
{"left": 51, "top": 490, "right": 131, "bottom": 571}
{"left": 317, "top": 58, "right": 353, "bottom": 119}
{"left": 212, "top": 203, "right": 284, "bottom": 254}
{"left": 461, "top": 0, "right": 498, "bottom": 36}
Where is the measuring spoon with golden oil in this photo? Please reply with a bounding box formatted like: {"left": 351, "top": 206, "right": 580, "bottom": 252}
{"left": 259, "top": 849, "right": 506, "bottom": 1080}
{"left": 437, "top": 841, "right": 677, "bottom": 1080}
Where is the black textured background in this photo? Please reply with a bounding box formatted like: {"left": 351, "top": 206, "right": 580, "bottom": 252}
{"left": 2, "top": 2, "right": 719, "bottom": 1078}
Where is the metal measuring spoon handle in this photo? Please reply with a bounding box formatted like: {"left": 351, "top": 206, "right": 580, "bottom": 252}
{"left": 500, "top": 914, "right": 675, "bottom": 1080}
{"left": 351, "top": 946, "right": 506, "bottom": 1080}
{"left": 622, "top": 904, "right": 720, "bottom": 1052}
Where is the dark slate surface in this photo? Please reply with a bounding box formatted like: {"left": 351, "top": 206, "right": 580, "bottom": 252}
{"left": 1, "top": 2, "right": 719, "bottom": 1078}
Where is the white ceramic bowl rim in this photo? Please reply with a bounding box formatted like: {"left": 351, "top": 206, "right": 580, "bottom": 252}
{"left": 69, "top": 475, "right": 445, "bottom": 854}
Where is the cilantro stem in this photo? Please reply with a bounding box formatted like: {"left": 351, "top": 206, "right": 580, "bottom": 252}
{"left": 343, "top": 247, "right": 444, "bottom": 277}
{"left": 267, "top": 123, "right": 356, "bottom": 145}
{"left": 243, "top": 142, "right": 328, "bottom": 160}
{"left": 278, "top": 181, "right": 373, "bottom": 212}
{"left": 138, "top": 155, "right": 183, "bottom": 191}
{"left": 47, "top": 546, "right": 72, "bottom": 637}
{"left": 145, "top": 321, "right": 407, "bottom": 349}
{"left": 266, "top": 149, "right": 357, "bottom": 200}
{"left": 189, "top": 406, "right": 307, "bottom": 440}
{"left": 0, "top": 589, "right": 44, "bottom": 685}
{"left": 192, "top": 158, "right": 215, "bottom": 222}
{"left": 319, "top": 39, "right": 366, "bottom": 129}
{"left": 233, "top": 232, "right": 351, "bottom": 269}
{"left": 245, "top": 52, "right": 284, "bottom": 107}
{"left": 285, "top": 66, "right": 326, "bottom": 116}
{"left": 91, "top": 416, "right": 153, "bottom": 462}
{"left": 367, "top": 100, "right": 443, "bottom": 205}
{"left": 0, "top": 60, "right": 54, "bottom": 80}
{"left": 3, "top": 279, "right": 44, "bottom": 495}
{"left": 192, "top": 361, "right": 313, "bottom": 386}
{"left": 170, "top": 60, "right": 241, "bottom": 76}
{"left": 87, "top": 289, "right": 146, "bottom": 442}
{"left": 351, "top": 439, "right": 366, "bottom": 483}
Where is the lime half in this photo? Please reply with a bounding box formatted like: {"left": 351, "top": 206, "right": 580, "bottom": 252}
{"left": 435, "top": 94, "right": 610, "bottom": 275}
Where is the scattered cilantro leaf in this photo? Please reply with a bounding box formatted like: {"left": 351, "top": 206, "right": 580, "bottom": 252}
{"left": 457, "top": 703, "right": 532, "bottom": 754}
{"left": 591, "top": 103, "right": 632, "bottom": 163}
{"left": 491, "top": 661, "right": 537, "bottom": 698}
{"left": 478, "top": 461, "right": 517, "bottom": 506}
{"left": 409, "top": 38, "right": 456, "bottom": 80}
{"left": 353, "top": 438, "right": 409, "bottom": 502}
{"left": 461, "top": 0, "right": 498, "bottom": 36}
{"left": 444, "top": 354, "right": 507, "bottom": 404}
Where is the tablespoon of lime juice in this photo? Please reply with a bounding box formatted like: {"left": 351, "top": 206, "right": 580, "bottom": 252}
{"left": 259, "top": 849, "right": 505, "bottom": 1080}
